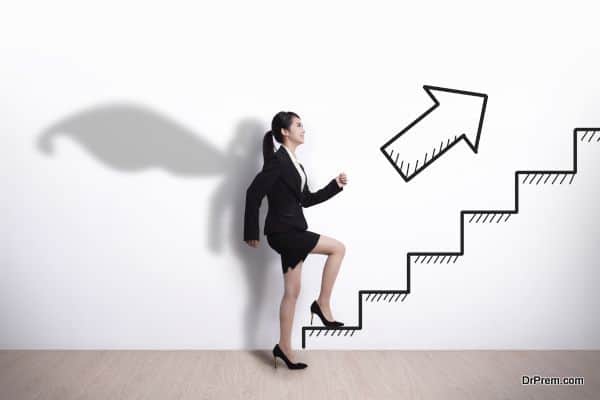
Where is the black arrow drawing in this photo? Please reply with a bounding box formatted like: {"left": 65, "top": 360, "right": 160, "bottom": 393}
{"left": 381, "top": 85, "right": 488, "bottom": 182}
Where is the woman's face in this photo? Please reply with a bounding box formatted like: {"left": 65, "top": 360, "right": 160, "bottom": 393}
{"left": 282, "top": 116, "right": 305, "bottom": 146}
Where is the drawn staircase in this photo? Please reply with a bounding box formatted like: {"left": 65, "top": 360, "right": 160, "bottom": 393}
{"left": 301, "top": 128, "right": 599, "bottom": 348}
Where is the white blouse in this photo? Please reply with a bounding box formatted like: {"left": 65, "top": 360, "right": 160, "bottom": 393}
{"left": 281, "top": 144, "right": 306, "bottom": 192}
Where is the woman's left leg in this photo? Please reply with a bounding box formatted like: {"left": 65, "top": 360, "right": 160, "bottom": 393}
{"left": 278, "top": 259, "right": 303, "bottom": 362}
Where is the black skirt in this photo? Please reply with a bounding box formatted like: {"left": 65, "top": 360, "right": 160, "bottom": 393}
{"left": 266, "top": 229, "right": 321, "bottom": 274}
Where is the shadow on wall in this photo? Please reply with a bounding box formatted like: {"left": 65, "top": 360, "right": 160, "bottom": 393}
{"left": 35, "top": 103, "right": 279, "bottom": 351}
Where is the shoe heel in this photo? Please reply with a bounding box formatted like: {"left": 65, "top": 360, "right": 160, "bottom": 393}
{"left": 310, "top": 313, "right": 314, "bottom": 325}
{"left": 274, "top": 354, "right": 277, "bottom": 369}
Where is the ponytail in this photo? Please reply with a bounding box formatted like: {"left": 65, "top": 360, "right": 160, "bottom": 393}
{"left": 262, "top": 130, "right": 275, "bottom": 163}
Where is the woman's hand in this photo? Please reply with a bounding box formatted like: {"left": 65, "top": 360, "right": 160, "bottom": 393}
{"left": 245, "top": 240, "right": 259, "bottom": 248}
{"left": 336, "top": 172, "right": 348, "bottom": 188}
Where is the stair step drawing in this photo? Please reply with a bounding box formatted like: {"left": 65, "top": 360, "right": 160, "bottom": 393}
{"left": 301, "top": 128, "right": 599, "bottom": 349}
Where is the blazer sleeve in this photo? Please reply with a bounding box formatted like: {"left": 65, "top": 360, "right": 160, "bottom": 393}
{"left": 243, "top": 157, "right": 281, "bottom": 241}
{"left": 301, "top": 176, "right": 343, "bottom": 208}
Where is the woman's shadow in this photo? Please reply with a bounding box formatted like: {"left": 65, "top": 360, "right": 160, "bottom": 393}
{"left": 207, "top": 120, "right": 282, "bottom": 357}
{"left": 36, "top": 102, "right": 280, "bottom": 359}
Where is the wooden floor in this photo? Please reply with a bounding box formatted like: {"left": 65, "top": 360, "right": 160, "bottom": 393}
{"left": 1, "top": 350, "right": 598, "bottom": 399}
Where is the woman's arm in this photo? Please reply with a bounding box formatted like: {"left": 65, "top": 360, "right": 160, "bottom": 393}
{"left": 301, "top": 177, "right": 343, "bottom": 208}
{"left": 243, "top": 157, "right": 281, "bottom": 242}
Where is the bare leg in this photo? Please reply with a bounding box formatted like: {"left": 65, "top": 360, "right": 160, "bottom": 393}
{"left": 278, "top": 259, "right": 303, "bottom": 362}
{"left": 310, "top": 235, "right": 346, "bottom": 321}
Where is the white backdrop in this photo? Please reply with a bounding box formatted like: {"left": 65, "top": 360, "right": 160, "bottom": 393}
{"left": 1, "top": 0, "right": 599, "bottom": 349}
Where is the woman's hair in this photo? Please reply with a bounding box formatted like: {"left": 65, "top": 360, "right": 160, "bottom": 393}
{"left": 262, "top": 111, "right": 300, "bottom": 163}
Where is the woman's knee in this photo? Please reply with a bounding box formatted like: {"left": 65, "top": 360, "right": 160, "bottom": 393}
{"left": 283, "top": 261, "right": 302, "bottom": 298}
{"left": 284, "top": 283, "right": 301, "bottom": 299}
{"left": 311, "top": 235, "right": 346, "bottom": 256}
{"left": 337, "top": 241, "right": 346, "bottom": 256}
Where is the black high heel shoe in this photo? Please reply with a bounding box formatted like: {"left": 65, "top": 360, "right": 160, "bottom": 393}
{"left": 272, "top": 344, "right": 308, "bottom": 370}
{"left": 310, "top": 300, "right": 344, "bottom": 327}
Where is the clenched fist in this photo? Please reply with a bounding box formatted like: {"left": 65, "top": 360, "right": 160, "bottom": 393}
{"left": 336, "top": 172, "right": 348, "bottom": 188}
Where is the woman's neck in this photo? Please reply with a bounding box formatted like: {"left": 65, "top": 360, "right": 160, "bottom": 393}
{"left": 282, "top": 142, "right": 298, "bottom": 159}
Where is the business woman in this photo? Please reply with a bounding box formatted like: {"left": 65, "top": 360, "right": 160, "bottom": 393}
{"left": 244, "top": 111, "right": 348, "bottom": 370}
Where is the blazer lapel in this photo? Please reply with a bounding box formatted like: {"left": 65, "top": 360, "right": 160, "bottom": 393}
{"left": 275, "top": 146, "right": 302, "bottom": 200}
{"left": 299, "top": 163, "right": 306, "bottom": 194}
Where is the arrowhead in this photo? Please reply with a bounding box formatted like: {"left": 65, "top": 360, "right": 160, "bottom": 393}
{"left": 423, "top": 85, "right": 488, "bottom": 152}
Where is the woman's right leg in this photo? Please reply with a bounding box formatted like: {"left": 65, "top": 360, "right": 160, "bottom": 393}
{"left": 279, "top": 259, "right": 303, "bottom": 362}
{"left": 310, "top": 234, "right": 346, "bottom": 322}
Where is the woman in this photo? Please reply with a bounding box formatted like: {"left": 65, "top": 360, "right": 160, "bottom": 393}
{"left": 243, "top": 111, "right": 348, "bottom": 370}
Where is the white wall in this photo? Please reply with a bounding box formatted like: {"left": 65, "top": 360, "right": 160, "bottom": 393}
{"left": 1, "top": 0, "right": 599, "bottom": 349}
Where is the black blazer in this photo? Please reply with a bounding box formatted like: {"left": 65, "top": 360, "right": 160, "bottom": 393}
{"left": 244, "top": 145, "right": 343, "bottom": 241}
